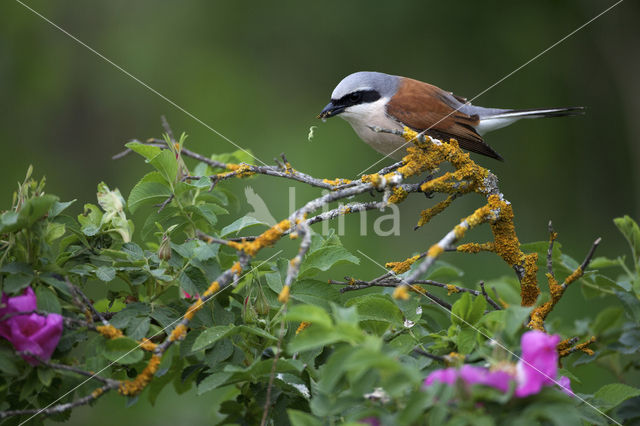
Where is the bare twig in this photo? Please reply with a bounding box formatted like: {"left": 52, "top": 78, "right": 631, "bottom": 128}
{"left": 480, "top": 281, "right": 502, "bottom": 310}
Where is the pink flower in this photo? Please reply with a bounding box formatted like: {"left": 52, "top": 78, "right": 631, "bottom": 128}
{"left": 0, "top": 287, "right": 63, "bottom": 365}
{"left": 424, "top": 365, "right": 512, "bottom": 393}
{"left": 423, "top": 331, "right": 573, "bottom": 398}
{"left": 515, "top": 330, "right": 561, "bottom": 397}
{"left": 358, "top": 417, "right": 380, "bottom": 426}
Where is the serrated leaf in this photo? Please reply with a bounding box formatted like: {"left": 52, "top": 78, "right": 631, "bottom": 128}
{"left": 128, "top": 182, "right": 172, "bottom": 214}
{"left": 451, "top": 293, "right": 485, "bottom": 327}
{"left": 95, "top": 266, "right": 116, "bottom": 282}
{"left": 288, "top": 409, "right": 323, "bottom": 426}
{"left": 298, "top": 246, "right": 359, "bottom": 279}
{"left": 285, "top": 304, "right": 333, "bottom": 329}
{"left": 44, "top": 222, "right": 66, "bottom": 244}
{"left": 220, "top": 216, "right": 269, "bottom": 237}
{"left": 150, "top": 149, "right": 178, "bottom": 185}
{"left": 593, "top": 383, "right": 640, "bottom": 410}
{"left": 125, "top": 141, "right": 162, "bottom": 161}
{"left": 49, "top": 199, "right": 76, "bottom": 218}
{"left": 345, "top": 294, "right": 404, "bottom": 327}
{"left": 126, "top": 317, "right": 150, "bottom": 340}
{"left": 197, "top": 372, "right": 233, "bottom": 395}
{"left": 3, "top": 273, "right": 33, "bottom": 293}
{"left": 192, "top": 325, "right": 234, "bottom": 352}
{"left": 103, "top": 337, "right": 144, "bottom": 364}
{"left": 457, "top": 327, "right": 477, "bottom": 354}
{"left": 614, "top": 216, "right": 640, "bottom": 264}
{"left": 36, "top": 286, "right": 61, "bottom": 314}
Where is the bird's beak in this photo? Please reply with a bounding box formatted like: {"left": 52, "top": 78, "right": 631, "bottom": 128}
{"left": 317, "top": 102, "right": 345, "bottom": 119}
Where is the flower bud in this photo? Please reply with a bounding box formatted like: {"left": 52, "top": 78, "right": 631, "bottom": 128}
{"left": 254, "top": 284, "right": 270, "bottom": 315}
{"left": 158, "top": 235, "right": 171, "bottom": 261}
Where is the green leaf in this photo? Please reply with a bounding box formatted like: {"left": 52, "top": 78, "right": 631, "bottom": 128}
{"left": 617, "top": 291, "right": 640, "bottom": 323}
{"left": 36, "top": 286, "right": 62, "bottom": 314}
{"left": 192, "top": 326, "right": 234, "bottom": 352}
{"left": 0, "top": 349, "right": 19, "bottom": 376}
{"left": 192, "top": 325, "right": 276, "bottom": 352}
{"left": 197, "top": 372, "right": 233, "bottom": 395}
{"left": 103, "top": 337, "right": 144, "bottom": 364}
{"left": 125, "top": 141, "right": 162, "bottom": 160}
{"left": 288, "top": 409, "right": 322, "bottom": 426}
{"left": 456, "top": 327, "right": 477, "bottom": 354}
{"left": 3, "top": 273, "right": 33, "bottom": 293}
{"left": 95, "top": 266, "right": 116, "bottom": 282}
{"left": 591, "top": 307, "right": 623, "bottom": 336}
{"left": 150, "top": 149, "right": 178, "bottom": 185}
{"left": 451, "top": 293, "right": 485, "bottom": 327}
{"left": 126, "top": 317, "right": 150, "bottom": 341}
{"left": 614, "top": 216, "right": 640, "bottom": 264}
{"left": 37, "top": 366, "right": 54, "bottom": 386}
{"left": 128, "top": 181, "right": 172, "bottom": 214}
{"left": 285, "top": 304, "right": 333, "bottom": 329}
{"left": 298, "top": 246, "right": 359, "bottom": 279}
{"left": 19, "top": 195, "right": 59, "bottom": 227}
{"left": 345, "top": 294, "right": 404, "bottom": 328}
{"left": 44, "top": 222, "right": 66, "bottom": 244}
{"left": 49, "top": 199, "right": 77, "bottom": 218}
{"left": 0, "top": 195, "right": 58, "bottom": 233}
{"left": 589, "top": 256, "right": 623, "bottom": 269}
{"left": 220, "top": 216, "right": 269, "bottom": 237}
{"left": 593, "top": 383, "right": 640, "bottom": 410}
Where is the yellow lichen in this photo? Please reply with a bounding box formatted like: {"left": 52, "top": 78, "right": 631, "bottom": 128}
{"left": 427, "top": 244, "right": 444, "bottom": 258}
{"left": 457, "top": 242, "right": 495, "bottom": 254}
{"left": 230, "top": 261, "right": 243, "bottom": 275}
{"left": 97, "top": 325, "right": 123, "bottom": 340}
{"left": 278, "top": 286, "right": 290, "bottom": 303}
{"left": 564, "top": 266, "right": 583, "bottom": 286}
{"left": 91, "top": 387, "right": 104, "bottom": 398}
{"left": 446, "top": 284, "right": 460, "bottom": 295}
{"left": 558, "top": 336, "right": 596, "bottom": 358}
{"left": 169, "top": 324, "right": 187, "bottom": 342}
{"left": 119, "top": 355, "right": 161, "bottom": 396}
{"left": 227, "top": 219, "right": 291, "bottom": 256}
{"left": 225, "top": 163, "right": 255, "bottom": 178}
{"left": 203, "top": 281, "right": 220, "bottom": 297}
{"left": 322, "top": 178, "right": 352, "bottom": 187}
{"left": 184, "top": 297, "right": 205, "bottom": 321}
{"left": 417, "top": 195, "right": 456, "bottom": 227}
{"left": 385, "top": 254, "right": 421, "bottom": 274}
{"left": 296, "top": 321, "right": 311, "bottom": 334}
{"left": 388, "top": 186, "right": 408, "bottom": 204}
{"left": 139, "top": 338, "right": 158, "bottom": 352}
{"left": 361, "top": 173, "right": 383, "bottom": 187}
{"left": 392, "top": 285, "right": 410, "bottom": 300}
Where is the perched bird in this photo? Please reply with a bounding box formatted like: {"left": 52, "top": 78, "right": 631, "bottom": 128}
{"left": 317, "top": 71, "right": 583, "bottom": 160}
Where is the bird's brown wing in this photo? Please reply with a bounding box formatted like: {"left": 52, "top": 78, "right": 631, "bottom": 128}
{"left": 386, "top": 78, "right": 503, "bottom": 160}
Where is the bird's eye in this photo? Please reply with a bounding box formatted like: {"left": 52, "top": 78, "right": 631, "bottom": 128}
{"left": 348, "top": 92, "right": 362, "bottom": 103}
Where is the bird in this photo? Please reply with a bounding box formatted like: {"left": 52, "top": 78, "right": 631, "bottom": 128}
{"left": 317, "top": 71, "right": 583, "bottom": 161}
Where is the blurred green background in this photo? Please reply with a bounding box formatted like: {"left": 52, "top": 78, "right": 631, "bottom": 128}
{"left": 1, "top": 0, "right": 639, "bottom": 424}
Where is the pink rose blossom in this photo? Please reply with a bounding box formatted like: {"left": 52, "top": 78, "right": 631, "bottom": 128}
{"left": 423, "top": 330, "right": 573, "bottom": 398}
{"left": 515, "top": 330, "right": 561, "bottom": 397}
{"left": 424, "top": 365, "right": 512, "bottom": 393}
{"left": 0, "top": 287, "right": 64, "bottom": 365}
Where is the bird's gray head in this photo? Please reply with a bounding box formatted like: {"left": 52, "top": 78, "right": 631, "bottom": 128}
{"left": 317, "top": 71, "right": 399, "bottom": 119}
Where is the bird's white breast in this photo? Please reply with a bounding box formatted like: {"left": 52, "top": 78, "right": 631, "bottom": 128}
{"left": 339, "top": 97, "right": 408, "bottom": 159}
